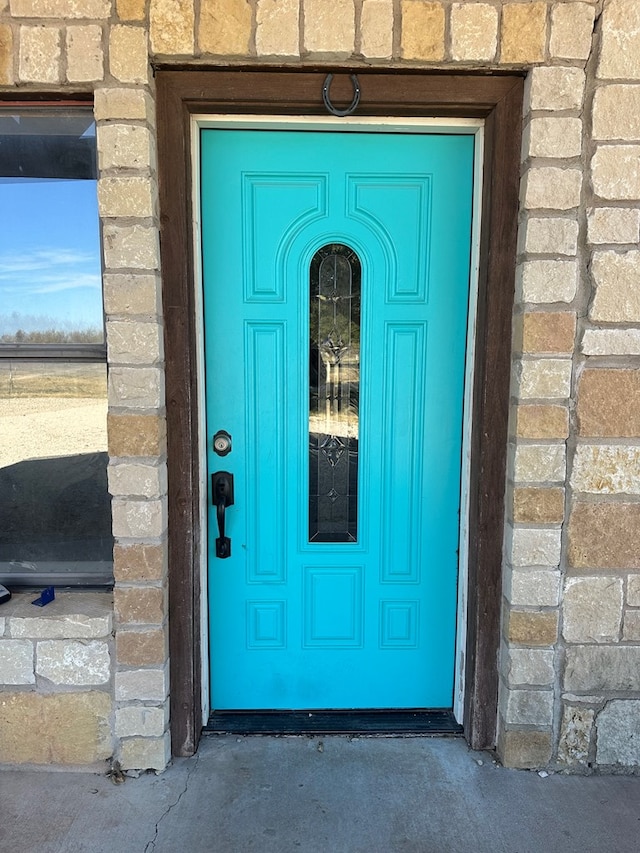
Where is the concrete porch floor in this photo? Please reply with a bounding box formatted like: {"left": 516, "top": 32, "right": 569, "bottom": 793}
{"left": 1, "top": 735, "right": 639, "bottom": 853}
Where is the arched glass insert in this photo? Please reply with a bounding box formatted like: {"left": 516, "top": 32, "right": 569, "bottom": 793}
{"left": 309, "top": 243, "right": 360, "bottom": 542}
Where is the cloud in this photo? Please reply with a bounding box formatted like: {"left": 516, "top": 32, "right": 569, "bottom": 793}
{"left": 0, "top": 248, "right": 98, "bottom": 277}
{"left": 0, "top": 248, "right": 101, "bottom": 294}
{"left": 26, "top": 273, "right": 101, "bottom": 294}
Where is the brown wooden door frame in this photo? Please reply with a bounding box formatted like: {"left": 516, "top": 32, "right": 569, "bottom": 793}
{"left": 155, "top": 67, "right": 524, "bottom": 758}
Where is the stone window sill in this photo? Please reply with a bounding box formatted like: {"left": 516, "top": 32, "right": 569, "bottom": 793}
{"left": 0, "top": 592, "right": 113, "bottom": 639}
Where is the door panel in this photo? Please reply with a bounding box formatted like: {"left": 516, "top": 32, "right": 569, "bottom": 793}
{"left": 201, "top": 128, "right": 474, "bottom": 710}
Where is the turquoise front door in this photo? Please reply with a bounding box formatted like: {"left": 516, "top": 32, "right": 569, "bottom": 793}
{"left": 201, "top": 127, "right": 474, "bottom": 711}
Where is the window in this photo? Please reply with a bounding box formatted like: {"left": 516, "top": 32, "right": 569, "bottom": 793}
{"left": 308, "top": 243, "right": 360, "bottom": 543}
{"left": 0, "top": 106, "right": 112, "bottom": 586}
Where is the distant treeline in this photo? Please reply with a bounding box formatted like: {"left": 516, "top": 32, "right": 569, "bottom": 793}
{"left": 1, "top": 328, "right": 103, "bottom": 344}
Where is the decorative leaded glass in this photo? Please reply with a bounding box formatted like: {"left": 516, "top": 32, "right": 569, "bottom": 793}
{"left": 309, "top": 244, "right": 360, "bottom": 542}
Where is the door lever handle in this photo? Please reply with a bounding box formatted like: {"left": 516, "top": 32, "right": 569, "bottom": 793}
{"left": 212, "top": 471, "right": 234, "bottom": 558}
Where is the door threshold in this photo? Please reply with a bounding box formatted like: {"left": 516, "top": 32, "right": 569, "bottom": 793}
{"left": 205, "top": 710, "right": 463, "bottom": 735}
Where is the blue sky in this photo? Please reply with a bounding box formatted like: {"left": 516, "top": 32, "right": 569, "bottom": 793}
{"left": 0, "top": 178, "right": 103, "bottom": 337}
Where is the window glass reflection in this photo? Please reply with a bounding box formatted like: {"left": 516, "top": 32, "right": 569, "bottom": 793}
{"left": 0, "top": 112, "right": 103, "bottom": 344}
{"left": 0, "top": 108, "right": 111, "bottom": 586}
{"left": 0, "top": 362, "right": 112, "bottom": 584}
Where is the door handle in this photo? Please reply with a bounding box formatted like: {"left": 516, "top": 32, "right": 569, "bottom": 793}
{"left": 212, "top": 471, "right": 234, "bottom": 558}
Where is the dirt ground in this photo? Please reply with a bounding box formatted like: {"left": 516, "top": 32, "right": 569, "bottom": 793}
{"left": 0, "top": 397, "right": 107, "bottom": 469}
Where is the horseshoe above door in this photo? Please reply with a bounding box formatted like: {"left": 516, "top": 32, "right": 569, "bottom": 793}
{"left": 322, "top": 73, "right": 361, "bottom": 117}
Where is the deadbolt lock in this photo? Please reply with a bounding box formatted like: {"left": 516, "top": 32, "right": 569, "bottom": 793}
{"left": 213, "top": 429, "right": 232, "bottom": 457}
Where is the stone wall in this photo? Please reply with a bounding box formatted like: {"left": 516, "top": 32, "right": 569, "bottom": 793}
{"left": 0, "top": 0, "right": 639, "bottom": 772}
{"left": 500, "top": 0, "right": 640, "bottom": 771}
{"left": 0, "top": 594, "right": 114, "bottom": 765}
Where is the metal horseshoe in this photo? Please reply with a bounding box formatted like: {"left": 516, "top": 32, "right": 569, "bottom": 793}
{"left": 322, "top": 74, "right": 361, "bottom": 117}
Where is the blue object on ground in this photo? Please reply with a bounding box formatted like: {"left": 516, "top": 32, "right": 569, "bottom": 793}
{"left": 32, "top": 586, "right": 55, "bottom": 607}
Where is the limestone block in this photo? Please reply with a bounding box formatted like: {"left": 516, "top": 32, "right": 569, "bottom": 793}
{"left": 591, "top": 251, "right": 640, "bottom": 322}
{"left": 107, "top": 413, "right": 166, "bottom": 457}
{"left": 568, "top": 503, "right": 640, "bottom": 570}
{"left": 113, "top": 543, "right": 167, "bottom": 583}
{"left": 587, "top": 208, "right": 640, "bottom": 245}
{"left": 513, "top": 486, "right": 564, "bottom": 523}
{"left": 9, "top": 596, "right": 112, "bottom": 639}
{"left": 256, "top": 0, "right": 299, "bottom": 57}
{"left": 571, "top": 445, "right": 640, "bottom": 495}
{"left": 557, "top": 706, "right": 594, "bottom": 766}
{"left": 516, "top": 406, "right": 569, "bottom": 440}
{"left": 114, "top": 586, "right": 165, "bottom": 624}
{"left": 108, "top": 460, "right": 167, "bottom": 499}
{"left": 589, "top": 251, "right": 640, "bottom": 323}
{"left": 111, "top": 498, "right": 167, "bottom": 538}
{"left": 99, "top": 177, "right": 154, "bottom": 219}
{"left": 598, "top": 0, "right": 640, "bottom": 80}
{"left": 522, "top": 312, "right": 575, "bottom": 354}
{"left": 514, "top": 442, "right": 566, "bottom": 482}
{"left": 0, "top": 24, "right": 13, "bottom": 85}
{"left": 0, "top": 692, "right": 112, "bottom": 764}
{"left": 582, "top": 329, "right": 640, "bottom": 356}
{"left": 527, "top": 66, "right": 585, "bottom": 112}
{"left": 563, "top": 577, "right": 623, "bottom": 643}
{"left": 523, "top": 217, "right": 578, "bottom": 256}
{"left": 104, "top": 274, "right": 162, "bottom": 317}
{"left": 549, "top": 2, "right": 595, "bottom": 61}
{"left": 150, "top": 0, "right": 194, "bottom": 55}
{"left": 498, "top": 729, "right": 552, "bottom": 769}
{"left": 522, "top": 168, "right": 582, "bottom": 211}
{"left": 0, "top": 618, "right": 5, "bottom": 637}
{"left": 501, "top": 687, "right": 554, "bottom": 726}
{"left": 520, "top": 260, "right": 578, "bottom": 304}
{"left": 106, "top": 320, "right": 163, "bottom": 365}
{"left": 97, "top": 124, "right": 154, "bottom": 171}
{"left": 361, "top": 0, "right": 393, "bottom": 60}
{"left": 597, "top": 701, "right": 640, "bottom": 766}
{"left": 564, "top": 646, "right": 640, "bottom": 691}
{"left": 518, "top": 359, "right": 572, "bottom": 400}
{"left": 117, "top": 0, "right": 146, "bottom": 20}
{"left": 577, "top": 368, "right": 640, "bottom": 436}
{"left": 510, "top": 528, "right": 562, "bottom": 568}
{"left": 508, "top": 569, "right": 561, "bottom": 607}
{"left": 305, "top": 0, "right": 355, "bottom": 54}
{"left": 66, "top": 25, "right": 103, "bottom": 83}
{"left": 199, "top": 0, "right": 252, "bottom": 56}
{"left": 115, "top": 705, "right": 167, "bottom": 737}
{"left": 628, "top": 575, "right": 640, "bottom": 606}
{"left": 103, "top": 224, "right": 160, "bottom": 271}
{"left": 0, "top": 640, "right": 34, "bottom": 684}
{"left": 11, "top": 0, "right": 110, "bottom": 15}
{"left": 116, "top": 628, "right": 167, "bottom": 665}
{"left": 501, "top": 2, "right": 546, "bottom": 64}
{"left": 94, "top": 88, "right": 153, "bottom": 122}
{"left": 37, "top": 640, "right": 111, "bottom": 686}
{"left": 19, "top": 25, "right": 61, "bottom": 84}
{"left": 505, "top": 648, "right": 554, "bottom": 686}
{"left": 119, "top": 731, "right": 171, "bottom": 770}
{"left": 622, "top": 610, "right": 640, "bottom": 641}
{"left": 109, "top": 25, "right": 148, "bottom": 84}
{"left": 401, "top": 1, "right": 444, "bottom": 61}
{"left": 115, "top": 667, "right": 168, "bottom": 701}
{"left": 593, "top": 86, "right": 640, "bottom": 142}
{"left": 507, "top": 610, "right": 558, "bottom": 646}
{"left": 450, "top": 2, "right": 497, "bottom": 62}
{"left": 592, "top": 146, "right": 640, "bottom": 200}
{"left": 108, "top": 367, "right": 164, "bottom": 409}
{"left": 524, "top": 118, "right": 583, "bottom": 160}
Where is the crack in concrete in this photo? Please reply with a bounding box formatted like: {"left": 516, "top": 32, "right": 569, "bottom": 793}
{"left": 144, "top": 752, "right": 201, "bottom": 853}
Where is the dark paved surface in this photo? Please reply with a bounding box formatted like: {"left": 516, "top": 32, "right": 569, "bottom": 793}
{"left": 2, "top": 735, "right": 639, "bottom": 852}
